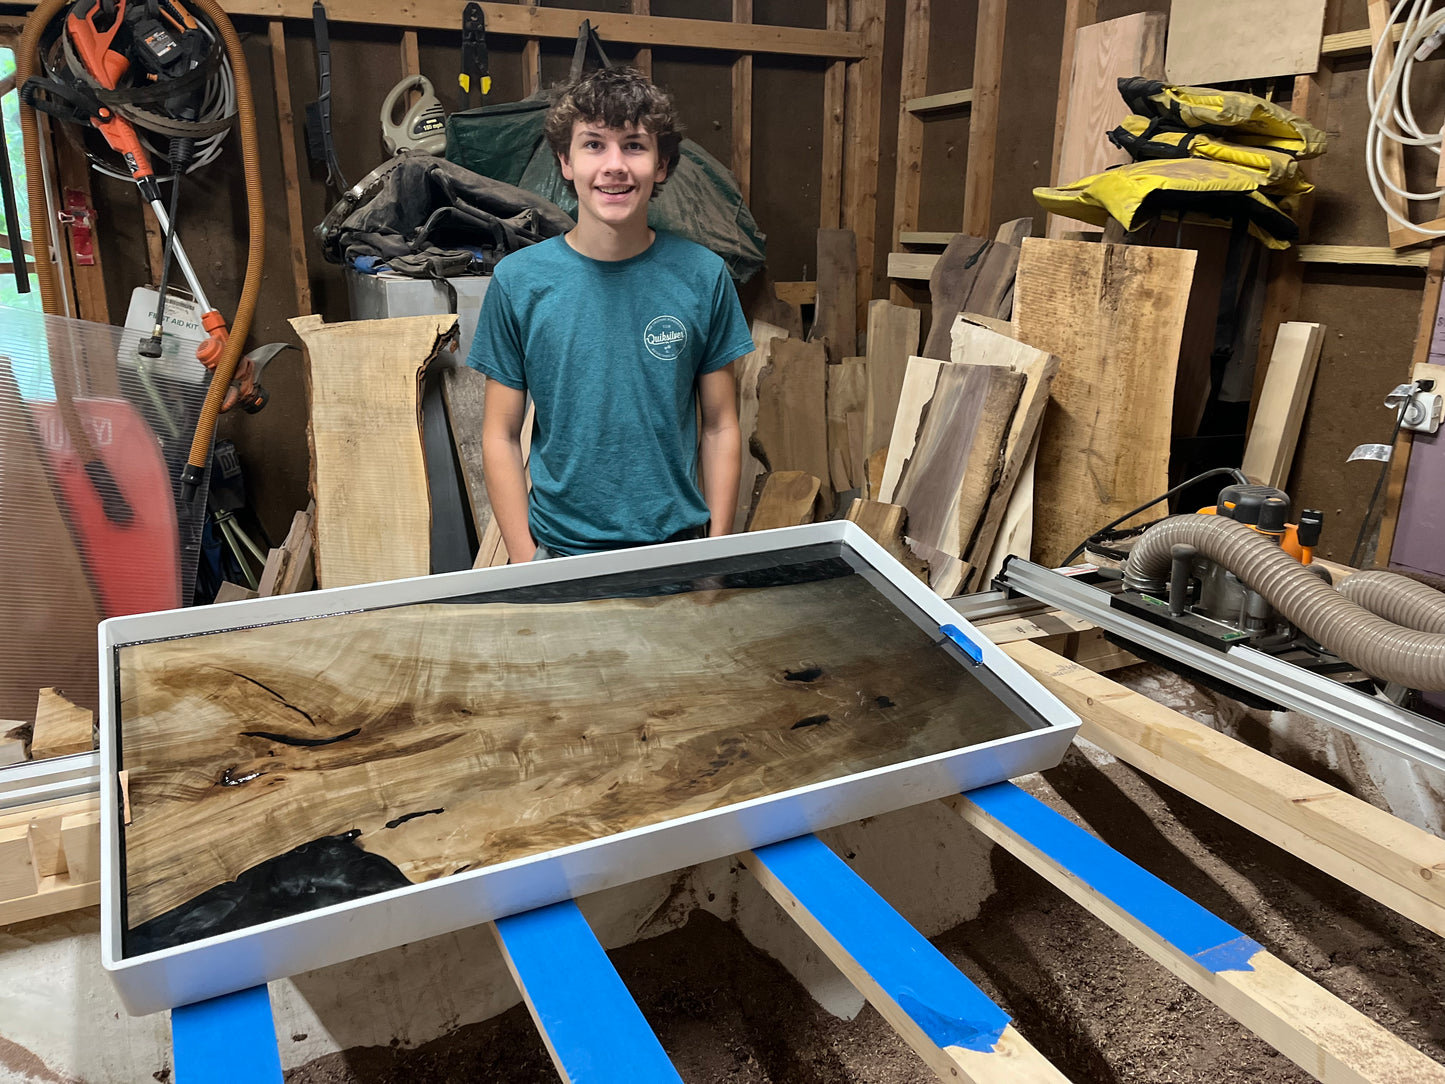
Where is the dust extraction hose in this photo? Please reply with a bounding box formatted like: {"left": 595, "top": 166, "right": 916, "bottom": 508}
{"left": 18, "top": 0, "right": 264, "bottom": 501}
{"left": 1338, "top": 570, "right": 1445, "bottom": 634}
{"left": 1123, "top": 515, "right": 1445, "bottom": 690}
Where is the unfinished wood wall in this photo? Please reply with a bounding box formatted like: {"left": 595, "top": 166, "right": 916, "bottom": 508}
{"left": 43, "top": 0, "right": 863, "bottom": 540}
{"left": 875, "top": 0, "right": 1431, "bottom": 562}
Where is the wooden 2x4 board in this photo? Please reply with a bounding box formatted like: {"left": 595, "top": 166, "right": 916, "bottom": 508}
{"left": 98, "top": 523, "right": 1078, "bottom": 1014}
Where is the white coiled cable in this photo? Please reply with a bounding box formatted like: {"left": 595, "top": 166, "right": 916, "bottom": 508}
{"left": 1366, "top": 0, "right": 1445, "bottom": 235}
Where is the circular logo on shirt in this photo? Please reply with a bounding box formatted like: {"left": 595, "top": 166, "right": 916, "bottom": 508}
{"left": 643, "top": 315, "right": 688, "bottom": 361}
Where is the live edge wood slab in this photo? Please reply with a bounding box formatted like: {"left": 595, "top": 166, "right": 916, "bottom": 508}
{"left": 117, "top": 571, "right": 1029, "bottom": 947}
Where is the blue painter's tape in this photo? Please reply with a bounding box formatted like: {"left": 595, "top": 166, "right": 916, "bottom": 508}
{"left": 940, "top": 624, "right": 984, "bottom": 664}
{"left": 752, "top": 834, "right": 1010, "bottom": 1053}
{"left": 965, "top": 782, "right": 1261, "bottom": 973}
{"left": 171, "top": 985, "right": 282, "bottom": 1084}
{"left": 495, "top": 899, "right": 683, "bottom": 1084}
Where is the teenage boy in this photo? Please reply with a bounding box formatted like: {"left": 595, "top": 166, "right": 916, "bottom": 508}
{"left": 469, "top": 68, "right": 754, "bottom": 561}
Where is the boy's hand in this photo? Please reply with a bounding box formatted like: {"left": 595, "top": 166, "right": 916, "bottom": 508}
{"left": 480, "top": 378, "right": 537, "bottom": 563}
{"left": 698, "top": 365, "right": 742, "bottom": 537}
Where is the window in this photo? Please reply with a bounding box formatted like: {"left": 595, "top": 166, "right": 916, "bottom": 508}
{"left": 1, "top": 46, "right": 39, "bottom": 311}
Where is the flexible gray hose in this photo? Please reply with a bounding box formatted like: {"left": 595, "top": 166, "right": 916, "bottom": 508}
{"left": 1338, "top": 570, "right": 1445, "bottom": 634}
{"left": 1123, "top": 515, "right": 1445, "bottom": 689}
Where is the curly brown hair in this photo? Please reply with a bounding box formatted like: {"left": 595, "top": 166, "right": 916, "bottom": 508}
{"left": 544, "top": 67, "right": 683, "bottom": 199}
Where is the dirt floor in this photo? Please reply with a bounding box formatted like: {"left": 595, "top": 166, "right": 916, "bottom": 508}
{"left": 290, "top": 667, "right": 1445, "bottom": 1084}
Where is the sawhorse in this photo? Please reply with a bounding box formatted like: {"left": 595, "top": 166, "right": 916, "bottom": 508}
{"left": 170, "top": 782, "right": 1444, "bottom": 1083}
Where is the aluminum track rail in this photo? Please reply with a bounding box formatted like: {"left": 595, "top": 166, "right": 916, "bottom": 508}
{"left": 970, "top": 559, "right": 1445, "bottom": 777}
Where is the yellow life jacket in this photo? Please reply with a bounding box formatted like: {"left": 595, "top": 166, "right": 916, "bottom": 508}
{"left": 1116, "top": 78, "right": 1327, "bottom": 159}
{"left": 1108, "top": 114, "right": 1313, "bottom": 203}
{"left": 1033, "top": 158, "right": 1300, "bottom": 249}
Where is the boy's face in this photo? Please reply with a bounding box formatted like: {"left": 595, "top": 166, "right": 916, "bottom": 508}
{"left": 560, "top": 120, "right": 668, "bottom": 231}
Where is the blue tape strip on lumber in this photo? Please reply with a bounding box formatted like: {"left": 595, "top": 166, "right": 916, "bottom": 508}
{"left": 495, "top": 899, "right": 683, "bottom": 1084}
{"left": 171, "top": 985, "right": 282, "bottom": 1084}
{"left": 751, "top": 834, "right": 1010, "bottom": 1052}
{"left": 966, "top": 782, "right": 1261, "bottom": 973}
{"left": 940, "top": 623, "right": 984, "bottom": 663}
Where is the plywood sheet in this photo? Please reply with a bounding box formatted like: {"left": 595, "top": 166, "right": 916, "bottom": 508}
{"left": 117, "top": 564, "right": 1034, "bottom": 944}
{"left": 1013, "top": 239, "right": 1195, "bottom": 567}
{"left": 293, "top": 314, "right": 457, "bottom": 588}
{"left": 1167, "top": 0, "right": 1327, "bottom": 86}
{"left": 1048, "top": 13, "right": 1167, "bottom": 241}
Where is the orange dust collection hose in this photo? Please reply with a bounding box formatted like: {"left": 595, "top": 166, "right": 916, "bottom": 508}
{"left": 18, "top": 0, "right": 265, "bottom": 500}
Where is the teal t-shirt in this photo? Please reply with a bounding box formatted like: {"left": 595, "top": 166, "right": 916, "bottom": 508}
{"left": 467, "top": 231, "right": 755, "bottom": 555}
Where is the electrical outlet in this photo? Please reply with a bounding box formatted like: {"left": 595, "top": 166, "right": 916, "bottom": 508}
{"left": 1403, "top": 390, "right": 1444, "bottom": 434}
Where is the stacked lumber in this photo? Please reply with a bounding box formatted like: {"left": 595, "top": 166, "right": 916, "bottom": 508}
{"left": 876, "top": 322, "right": 1059, "bottom": 595}
{"left": 0, "top": 795, "right": 101, "bottom": 925}
{"left": 256, "top": 501, "right": 317, "bottom": 597}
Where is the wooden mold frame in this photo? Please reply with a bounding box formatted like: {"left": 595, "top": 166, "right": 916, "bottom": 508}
{"left": 96, "top": 521, "right": 1078, "bottom": 1015}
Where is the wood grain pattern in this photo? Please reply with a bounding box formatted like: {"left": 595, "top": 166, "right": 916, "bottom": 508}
{"left": 810, "top": 229, "right": 858, "bottom": 364}
{"left": 1047, "top": 13, "right": 1167, "bottom": 240}
{"left": 1013, "top": 239, "right": 1195, "bottom": 567}
{"left": 947, "top": 323, "right": 1060, "bottom": 591}
{"left": 442, "top": 366, "right": 493, "bottom": 546}
{"left": 1166, "top": 0, "right": 1326, "bottom": 85}
{"left": 293, "top": 314, "right": 457, "bottom": 587}
{"left": 820, "top": 0, "right": 847, "bottom": 230}
{"left": 890, "top": 0, "right": 929, "bottom": 305}
{"left": 755, "top": 338, "right": 832, "bottom": 510}
{"left": 746, "top": 471, "right": 821, "bottom": 530}
{"left": 734, "top": 321, "right": 791, "bottom": 533}
{"left": 1051, "top": 0, "right": 1099, "bottom": 186}
{"left": 920, "top": 236, "right": 1019, "bottom": 360}
{"left": 888, "top": 362, "right": 1024, "bottom": 578}
{"left": 826, "top": 357, "right": 868, "bottom": 492}
{"left": 268, "top": 21, "right": 312, "bottom": 316}
{"left": 732, "top": 0, "right": 753, "bottom": 203}
{"left": 0, "top": 826, "right": 38, "bottom": 903}
{"left": 117, "top": 575, "right": 1029, "bottom": 928}
{"left": 843, "top": 0, "right": 886, "bottom": 328}
{"left": 844, "top": 499, "right": 927, "bottom": 581}
{"left": 1240, "top": 322, "right": 1326, "bottom": 489}
{"left": 862, "top": 301, "right": 922, "bottom": 462}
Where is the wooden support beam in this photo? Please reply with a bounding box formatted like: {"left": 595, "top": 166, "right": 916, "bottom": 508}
{"left": 1000, "top": 640, "right": 1445, "bottom": 939}
{"left": 962, "top": 0, "right": 1006, "bottom": 236}
{"left": 906, "top": 88, "right": 972, "bottom": 114}
{"left": 269, "top": 21, "right": 312, "bottom": 317}
{"left": 7, "top": 0, "right": 863, "bottom": 57}
{"left": 631, "top": 0, "right": 651, "bottom": 78}
{"left": 900, "top": 231, "right": 958, "bottom": 246}
{"left": 494, "top": 900, "right": 683, "bottom": 1083}
{"left": 50, "top": 129, "right": 109, "bottom": 323}
{"left": 1323, "top": 23, "right": 1398, "bottom": 57}
{"left": 745, "top": 834, "right": 1067, "bottom": 1082}
{"left": 843, "top": 0, "right": 886, "bottom": 328}
{"left": 890, "top": 0, "right": 929, "bottom": 305}
{"left": 1376, "top": 246, "right": 1445, "bottom": 564}
{"left": 819, "top": 0, "right": 847, "bottom": 230}
{"left": 947, "top": 782, "right": 1445, "bottom": 1084}
{"left": 58, "top": 810, "right": 99, "bottom": 885}
{"left": 1051, "top": 0, "right": 1098, "bottom": 185}
{"left": 888, "top": 251, "right": 939, "bottom": 281}
{"left": 1246, "top": 25, "right": 1331, "bottom": 434}
{"left": 731, "top": 0, "right": 753, "bottom": 204}
{"left": 1295, "top": 244, "right": 1432, "bottom": 267}
{"left": 773, "top": 280, "right": 818, "bottom": 307}
{"left": 522, "top": 38, "right": 541, "bottom": 97}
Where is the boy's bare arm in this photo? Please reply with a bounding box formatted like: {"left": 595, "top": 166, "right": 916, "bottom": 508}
{"left": 698, "top": 365, "right": 742, "bottom": 537}
{"left": 480, "top": 379, "right": 537, "bottom": 562}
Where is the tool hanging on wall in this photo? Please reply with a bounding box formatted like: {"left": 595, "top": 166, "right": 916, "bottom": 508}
{"left": 380, "top": 74, "right": 447, "bottom": 156}
{"left": 18, "top": 0, "right": 267, "bottom": 501}
{"left": 458, "top": 2, "right": 490, "bottom": 111}
{"left": 305, "top": 0, "right": 347, "bottom": 192}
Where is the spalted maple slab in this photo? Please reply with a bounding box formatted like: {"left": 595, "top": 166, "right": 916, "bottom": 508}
{"left": 292, "top": 313, "right": 458, "bottom": 588}
{"left": 118, "top": 574, "right": 1027, "bottom": 930}
{"left": 1013, "top": 239, "right": 1194, "bottom": 567}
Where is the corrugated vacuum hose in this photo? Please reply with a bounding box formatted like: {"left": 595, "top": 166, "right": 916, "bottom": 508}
{"left": 1123, "top": 515, "right": 1445, "bottom": 690}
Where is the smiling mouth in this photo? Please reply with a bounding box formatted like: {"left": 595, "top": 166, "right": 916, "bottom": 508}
{"left": 597, "top": 185, "right": 635, "bottom": 195}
